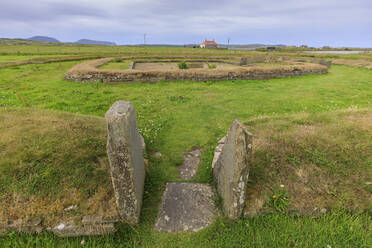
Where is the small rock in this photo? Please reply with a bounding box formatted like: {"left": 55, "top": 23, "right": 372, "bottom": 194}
{"left": 320, "top": 208, "right": 327, "bottom": 214}
{"left": 179, "top": 148, "right": 202, "bottom": 180}
{"left": 57, "top": 223, "right": 65, "bottom": 230}
{"left": 64, "top": 205, "right": 77, "bottom": 211}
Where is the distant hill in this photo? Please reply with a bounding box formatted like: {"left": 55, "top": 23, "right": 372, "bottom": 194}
{"left": 27, "top": 36, "right": 60, "bottom": 43}
{"left": 75, "top": 39, "right": 116, "bottom": 46}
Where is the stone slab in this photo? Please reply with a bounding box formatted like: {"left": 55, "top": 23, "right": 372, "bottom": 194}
{"left": 213, "top": 120, "right": 253, "bottom": 219}
{"left": 179, "top": 148, "right": 202, "bottom": 180}
{"left": 155, "top": 183, "right": 218, "bottom": 233}
{"left": 105, "top": 100, "right": 145, "bottom": 224}
{"left": 47, "top": 221, "right": 116, "bottom": 237}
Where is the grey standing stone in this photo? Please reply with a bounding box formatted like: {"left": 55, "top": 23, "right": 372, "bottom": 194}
{"left": 105, "top": 100, "right": 145, "bottom": 224}
{"left": 213, "top": 120, "right": 253, "bottom": 219}
{"left": 155, "top": 183, "right": 218, "bottom": 233}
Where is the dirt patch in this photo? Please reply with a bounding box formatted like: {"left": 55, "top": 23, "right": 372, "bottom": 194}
{"left": 333, "top": 59, "right": 372, "bottom": 69}
{"left": 134, "top": 62, "right": 179, "bottom": 70}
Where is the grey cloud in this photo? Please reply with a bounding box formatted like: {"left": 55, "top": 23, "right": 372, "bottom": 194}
{"left": 0, "top": 0, "right": 371, "bottom": 47}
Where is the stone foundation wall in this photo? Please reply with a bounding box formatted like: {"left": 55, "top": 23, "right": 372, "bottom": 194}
{"left": 65, "top": 58, "right": 328, "bottom": 84}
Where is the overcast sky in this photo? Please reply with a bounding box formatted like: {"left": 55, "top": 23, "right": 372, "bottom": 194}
{"left": 1, "top": 0, "right": 371, "bottom": 47}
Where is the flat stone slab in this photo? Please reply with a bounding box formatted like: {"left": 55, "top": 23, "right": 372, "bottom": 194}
{"left": 47, "top": 221, "right": 116, "bottom": 237}
{"left": 155, "top": 183, "right": 218, "bottom": 233}
{"left": 179, "top": 148, "right": 202, "bottom": 179}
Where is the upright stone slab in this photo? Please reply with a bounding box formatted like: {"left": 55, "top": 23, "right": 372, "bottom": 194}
{"left": 212, "top": 120, "right": 252, "bottom": 219}
{"left": 105, "top": 100, "right": 145, "bottom": 224}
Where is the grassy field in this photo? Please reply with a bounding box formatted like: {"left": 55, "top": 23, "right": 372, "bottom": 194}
{"left": 0, "top": 55, "right": 62, "bottom": 63}
{"left": 0, "top": 45, "right": 371, "bottom": 247}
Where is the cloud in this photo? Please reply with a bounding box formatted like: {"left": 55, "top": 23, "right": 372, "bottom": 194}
{"left": 0, "top": 0, "right": 371, "bottom": 46}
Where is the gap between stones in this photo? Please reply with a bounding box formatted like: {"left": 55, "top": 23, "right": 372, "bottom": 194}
{"left": 103, "top": 100, "right": 252, "bottom": 234}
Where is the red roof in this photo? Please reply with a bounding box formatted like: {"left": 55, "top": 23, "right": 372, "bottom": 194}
{"left": 201, "top": 40, "right": 218, "bottom": 45}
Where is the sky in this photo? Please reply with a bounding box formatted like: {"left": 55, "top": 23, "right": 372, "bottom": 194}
{"left": 1, "top": 0, "right": 371, "bottom": 47}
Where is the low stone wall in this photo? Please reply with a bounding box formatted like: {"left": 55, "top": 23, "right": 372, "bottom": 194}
{"left": 65, "top": 58, "right": 328, "bottom": 83}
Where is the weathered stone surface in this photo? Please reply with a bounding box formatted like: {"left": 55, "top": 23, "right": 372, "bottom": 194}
{"left": 0, "top": 219, "right": 44, "bottom": 235}
{"left": 82, "top": 215, "right": 119, "bottom": 225}
{"left": 213, "top": 120, "right": 253, "bottom": 219}
{"left": 179, "top": 148, "right": 202, "bottom": 179}
{"left": 139, "top": 134, "right": 146, "bottom": 152}
{"left": 240, "top": 57, "right": 248, "bottom": 66}
{"left": 211, "top": 136, "right": 226, "bottom": 169}
{"left": 105, "top": 100, "right": 145, "bottom": 224}
{"left": 47, "top": 221, "right": 116, "bottom": 237}
{"left": 319, "top": 59, "right": 332, "bottom": 68}
{"left": 155, "top": 183, "right": 218, "bottom": 233}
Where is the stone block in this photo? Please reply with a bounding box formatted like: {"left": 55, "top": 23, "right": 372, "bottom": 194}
{"left": 48, "top": 221, "right": 116, "bottom": 237}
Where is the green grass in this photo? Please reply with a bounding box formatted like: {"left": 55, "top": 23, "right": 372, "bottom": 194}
{"left": 0, "top": 44, "right": 258, "bottom": 57}
{"left": 100, "top": 59, "right": 133, "bottom": 70}
{"left": 0, "top": 51, "right": 371, "bottom": 247}
{"left": 0, "top": 55, "right": 56, "bottom": 62}
{"left": 0, "top": 108, "right": 115, "bottom": 226}
{"left": 1, "top": 211, "right": 371, "bottom": 247}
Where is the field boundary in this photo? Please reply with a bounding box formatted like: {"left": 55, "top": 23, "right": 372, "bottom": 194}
{"left": 0, "top": 55, "right": 104, "bottom": 68}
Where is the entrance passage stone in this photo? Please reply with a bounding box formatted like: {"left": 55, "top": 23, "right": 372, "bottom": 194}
{"left": 105, "top": 100, "right": 145, "bottom": 224}
{"left": 179, "top": 148, "right": 202, "bottom": 179}
{"left": 155, "top": 183, "right": 218, "bottom": 233}
{"left": 213, "top": 120, "right": 253, "bottom": 219}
